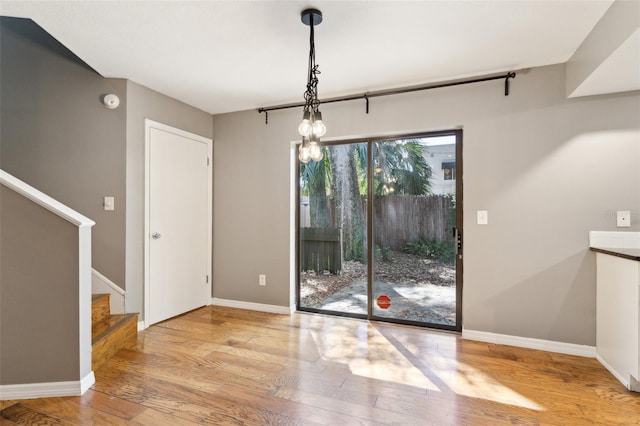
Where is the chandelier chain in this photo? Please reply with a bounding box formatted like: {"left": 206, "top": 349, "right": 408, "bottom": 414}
{"left": 297, "top": 9, "right": 325, "bottom": 163}
{"left": 303, "top": 19, "right": 320, "bottom": 113}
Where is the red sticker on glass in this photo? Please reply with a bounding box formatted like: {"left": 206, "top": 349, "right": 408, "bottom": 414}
{"left": 376, "top": 294, "right": 391, "bottom": 309}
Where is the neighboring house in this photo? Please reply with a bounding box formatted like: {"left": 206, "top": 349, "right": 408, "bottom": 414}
{"left": 1, "top": 0, "right": 639, "bottom": 399}
{"left": 422, "top": 137, "right": 456, "bottom": 196}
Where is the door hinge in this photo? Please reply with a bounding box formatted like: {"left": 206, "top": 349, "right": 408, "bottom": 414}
{"left": 206, "top": 275, "right": 209, "bottom": 283}
{"left": 207, "top": 157, "right": 210, "bottom": 166}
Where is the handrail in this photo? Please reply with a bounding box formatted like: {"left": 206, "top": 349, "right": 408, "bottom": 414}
{"left": 0, "top": 169, "right": 95, "bottom": 228}
{"left": 0, "top": 168, "right": 96, "bottom": 397}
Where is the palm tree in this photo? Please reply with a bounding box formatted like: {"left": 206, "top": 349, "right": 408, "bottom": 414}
{"left": 328, "top": 143, "right": 367, "bottom": 262}
{"left": 372, "top": 139, "right": 432, "bottom": 196}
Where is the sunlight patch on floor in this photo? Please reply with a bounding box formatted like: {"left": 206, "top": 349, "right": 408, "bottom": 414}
{"left": 310, "top": 317, "right": 440, "bottom": 390}
{"left": 442, "top": 358, "right": 544, "bottom": 411}
{"left": 390, "top": 332, "right": 545, "bottom": 411}
{"left": 310, "top": 316, "right": 545, "bottom": 411}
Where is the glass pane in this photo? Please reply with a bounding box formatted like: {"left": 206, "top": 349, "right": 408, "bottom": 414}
{"left": 299, "top": 142, "right": 368, "bottom": 316}
{"left": 371, "top": 136, "right": 457, "bottom": 326}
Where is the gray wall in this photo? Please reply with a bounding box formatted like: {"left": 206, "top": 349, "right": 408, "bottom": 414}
{"left": 213, "top": 64, "right": 640, "bottom": 345}
{"left": 213, "top": 108, "right": 294, "bottom": 307}
{"left": 0, "top": 19, "right": 214, "bottom": 321}
{"left": 125, "top": 80, "right": 213, "bottom": 316}
{"left": 0, "top": 18, "right": 127, "bottom": 287}
{"left": 0, "top": 186, "right": 80, "bottom": 384}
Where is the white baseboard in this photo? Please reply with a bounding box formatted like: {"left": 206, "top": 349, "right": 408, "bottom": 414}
{"left": 92, "top": 268, "right": 125, "bottom": 314}
{"left": 81, "top": 371, "right": 95, "bottom": 394}
{"left": 0, "top": 372, "right": 95, "bottom": 400}
{"left": 596, "top": 354, "right": 636, "bottom": 390}
{"left": 138, "top": 321, "right": 146, "bottom": 331}
{"left": 210, "top": 298, "right": 295, "bottom": 315}
{"left": 462, "top": 329, "right": 596, "bottom": 358}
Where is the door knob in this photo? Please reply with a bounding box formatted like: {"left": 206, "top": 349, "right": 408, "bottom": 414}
{"left": 152, "top": 232, "right": 162, "bottom": 239}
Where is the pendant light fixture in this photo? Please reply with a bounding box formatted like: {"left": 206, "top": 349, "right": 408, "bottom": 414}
{"left": 298, "top": 8, "right": 325, "bottom": 164}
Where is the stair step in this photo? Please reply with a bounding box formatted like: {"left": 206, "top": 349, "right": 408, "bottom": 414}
{"left": 92, "top": 313, "right": 138, "bottom": 371}
{"left": 92, "top": 293, "right": 110, "bottom": 324}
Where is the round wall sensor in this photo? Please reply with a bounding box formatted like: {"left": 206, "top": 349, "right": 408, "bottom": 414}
{"left": 103, "top": 94, "right": 120, "bottom": 109}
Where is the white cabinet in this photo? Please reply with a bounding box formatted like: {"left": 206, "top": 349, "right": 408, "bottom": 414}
{"left": 591, "top": 231, "right": 640, "bottom": 391}
{"left": 595, "top": 251, "right": 640, "bottom": 391}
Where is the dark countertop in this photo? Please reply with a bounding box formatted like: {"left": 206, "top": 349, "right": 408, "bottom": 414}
{"left": 590, "top": 247, "right": 640, "bottom": 261}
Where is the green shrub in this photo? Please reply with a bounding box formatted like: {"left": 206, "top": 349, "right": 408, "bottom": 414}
{"left": 402, "top": 239, "right": 455, "bottom": 264}
{"left": 374, "top": 245, "right": 393, "bottom": 263}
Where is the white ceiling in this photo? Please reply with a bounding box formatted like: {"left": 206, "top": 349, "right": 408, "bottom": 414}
{"left": 0, "top": 0, "right": 617, "bottom": 114}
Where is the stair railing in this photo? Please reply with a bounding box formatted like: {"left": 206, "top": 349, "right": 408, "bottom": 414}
{"left": 0, "top": 169, "right": 96, "bottom": 399}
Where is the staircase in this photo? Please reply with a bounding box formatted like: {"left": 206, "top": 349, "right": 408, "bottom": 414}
{"left": 91, "top": 294, "right": 138, "bottom": 370}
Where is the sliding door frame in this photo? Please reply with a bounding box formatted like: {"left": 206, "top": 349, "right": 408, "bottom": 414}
{"left": 296, "top": 129, "right": 463, "bottom": 332}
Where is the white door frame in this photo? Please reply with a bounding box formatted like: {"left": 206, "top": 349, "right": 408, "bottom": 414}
{"left": 143, "top": 119, "right": 212, "bottom": 329}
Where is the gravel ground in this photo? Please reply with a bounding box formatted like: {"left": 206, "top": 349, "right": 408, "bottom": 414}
{"left": 300, "top": 251, "right": 456, "bottom": 325}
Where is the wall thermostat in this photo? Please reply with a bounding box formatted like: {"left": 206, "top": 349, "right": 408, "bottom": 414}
{"left": 103, "top": 94, "right": 120, "bottom": 109}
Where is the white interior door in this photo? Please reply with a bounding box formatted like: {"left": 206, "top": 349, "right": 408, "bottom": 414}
{"left": 146, "top": 121, "right": 211, "bottom": 325}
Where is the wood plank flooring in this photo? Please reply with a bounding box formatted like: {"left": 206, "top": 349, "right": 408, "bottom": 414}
{"left": 2, "top": 306, "right": 639, "bottom": 425}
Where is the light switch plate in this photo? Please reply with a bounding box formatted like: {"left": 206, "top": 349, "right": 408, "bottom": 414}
{"left": 477, "top": 210, "right": 488, "bottom": 225}
{"left": 104, "top": 196, "right": 114, "bottom": 211}
{"left": 616, "top": 211, "right": 630, "bottom": 227}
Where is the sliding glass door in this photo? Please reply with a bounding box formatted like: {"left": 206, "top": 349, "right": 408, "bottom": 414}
{"left": 370, "top": 135, "right": 459, "bottom": 328}
{"left": 298, "top": 131, "right": 462, "bottom": 331}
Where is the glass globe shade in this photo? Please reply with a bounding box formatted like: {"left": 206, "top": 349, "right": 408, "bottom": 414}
{"left": 298, "top": 119, "right": 312, "bottom": 137}
{"left": 298, "top": 143, "right": 311, "bottom": 164}
{"left": 312, "top": 119, "right": 326, "bottom": 138}
{"left": 309, "top": 142, "right": 323, "bottom": 162}
{"left": 298, "top": 111, "right": 312, "bottom": 137}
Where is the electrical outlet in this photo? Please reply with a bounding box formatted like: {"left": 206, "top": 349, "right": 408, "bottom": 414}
{"left": 617, "top": 211, "right": 631, "bottom": 227}
{"left": 259, "top": 274, "right": 266, "bottom": 286}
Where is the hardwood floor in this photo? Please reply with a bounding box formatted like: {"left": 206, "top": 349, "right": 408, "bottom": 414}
{"left": 2, "top": 306, "right": 639, "bottom": 425}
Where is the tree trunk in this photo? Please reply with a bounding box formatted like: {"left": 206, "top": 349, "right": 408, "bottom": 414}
{"left": 309, "top": 160, "right": 330, "bottom": 228}
{"left": 329, "top": 144, "right": 366, "bottom": 262}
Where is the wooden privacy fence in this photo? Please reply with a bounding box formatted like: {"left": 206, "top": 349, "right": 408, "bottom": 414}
{"left": 300, "top": 195, "right": 453, "bottom": 272}
{"left": 373, "top": 195, "right": 454, "bottom": 250}
{"left": 300, "top": 227, "right": 343, "bottom": 274}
